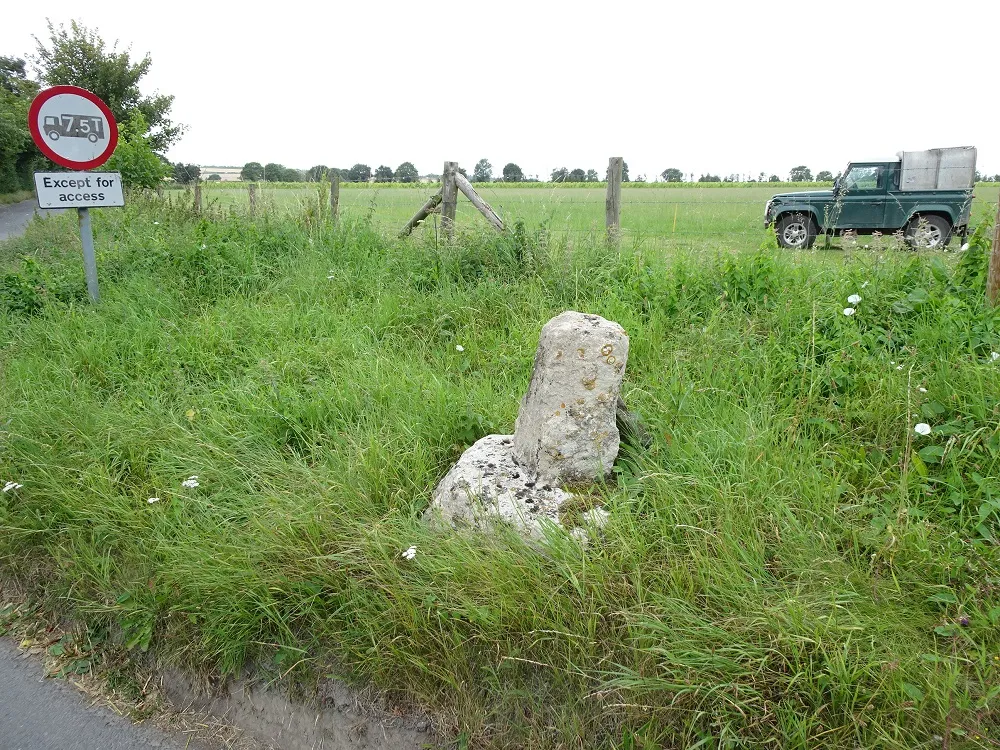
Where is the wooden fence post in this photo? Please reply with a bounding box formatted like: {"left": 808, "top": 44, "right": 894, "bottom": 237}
{"left": 194, "top": 182, "right": 202, "bottom": 214}
{"left": 988, "top": 190, "right": 1000, "bottom": 307}
{"left": 606, "top": 156, "right": 622, "bottom": 242}
{"left": 454, "top": 173, "right": 504, "bottom": 232}
{"left": 441, "top": 161, "right": 458, "bottom": 241}
{"left": 248, "top": 183, "right": 257, "bottom": 216}
{"left": 399, "top": 191, "right": 443, "bottom": 237}
{"left": 330, "top": 171, "right": 340, "bottom": 223}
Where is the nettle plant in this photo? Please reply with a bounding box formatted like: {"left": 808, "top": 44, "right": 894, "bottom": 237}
{"left": 830, "top": 226, "right": 1000, "bottom": 540}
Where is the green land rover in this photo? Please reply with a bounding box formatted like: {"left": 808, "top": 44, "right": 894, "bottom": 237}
{"left": 765, "top": 147, "right": 976, "bottom": 249}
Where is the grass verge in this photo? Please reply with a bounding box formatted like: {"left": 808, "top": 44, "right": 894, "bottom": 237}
{"left": 1, "top": 195, "right": 999, "bottom": 748}
{"left": 0, "top": 190, "right": 34, "bottom": 205}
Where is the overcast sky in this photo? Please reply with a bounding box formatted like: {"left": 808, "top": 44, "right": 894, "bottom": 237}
{"left": 3, "top": 0, "right": 997, "bottom": 180}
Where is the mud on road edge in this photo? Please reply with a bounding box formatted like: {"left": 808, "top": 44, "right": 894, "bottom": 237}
{"left": 1, "top": 578, "right": 443, "bottom": 750}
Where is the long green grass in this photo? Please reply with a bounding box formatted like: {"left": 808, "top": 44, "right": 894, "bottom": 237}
{"left": 1, "top": 195, "right": 999, "bottom": 748}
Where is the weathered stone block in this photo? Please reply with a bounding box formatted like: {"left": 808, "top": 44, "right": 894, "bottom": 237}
{"left": 513, "top": 311, "right": 628, "bottom": 484}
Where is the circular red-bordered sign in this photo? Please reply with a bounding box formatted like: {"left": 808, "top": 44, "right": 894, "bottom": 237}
{"left": 28, "top": 85, "right": 119, "bottom": 170}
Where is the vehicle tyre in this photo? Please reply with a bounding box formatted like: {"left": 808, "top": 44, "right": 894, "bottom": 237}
{"left": 47, "top": 131, "right": 59, "bottom": 141}
{"left": 87, "top": 133, "right": 99, "bottom": 143}
{"left": 776, "top": 212, "right": 817, "bottom": 249}
{"left": 905, "top": 215, "right": 952, "bottom": 250}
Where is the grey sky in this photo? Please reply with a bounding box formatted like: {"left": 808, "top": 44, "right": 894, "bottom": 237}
{"left": 3, "top": 0, "right": 997, "bottom": 180}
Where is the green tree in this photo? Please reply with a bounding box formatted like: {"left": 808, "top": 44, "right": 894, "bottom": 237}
{"left": 348, "top": 163, "right": 371, "bottom": 183}
{"left": 789, "top": 165, "right": 812, "bottom": 182}
{"left": 473, "top": 158, "right": 492, "bottom": 183}
{"left": 241, "top": 162, "right": 263, "bottom": 181}
{"left": 697, "top": 174, "right": 721, "bottom": 182}
{"left": 550, "top": 167, "right": 568, "bottom": 183}
{"left": 172, "top": 163, "right": 200, "bottom": 184}
{"left": 661, "top": 167, "right": 683, "bottom": 182}
{"left": 374, "top": 165, "right": 394, "bottom": 182}
{"left": 106, "top": 112, "right": 171, "bottom": 189}
{"left": 395, "top": 162, "right": 418, "bottom": 183}
{"left": 586, "top": 169, "right": 599, "bottom": 182}
{"left": 0, "top": 56, "right": 40, "bottom": 193}
{"left": 815, "top": 170, "right": 833, "bottom": 181}
{"left": 281, "top": 167, "right": 303, "bottom": 182}
{"left": 502, "top": 163, "right": 523, "bottom": 182}
{"left": 306, "top": 165, "right": 328, "bottom": 182}
{"left": 207, "top": 173, "right": 221, "bottom": 181}
{"left": 33, "top": 20, "right": 183, "bottom": 153}
{"left": 568, "top": 168, "right": 586, "bottom": 182}
{"left": 263, "top": 162, "right": 284, "bottom": 182}
{"left": 768, "top": 174, "right": 780, "bottom": 182}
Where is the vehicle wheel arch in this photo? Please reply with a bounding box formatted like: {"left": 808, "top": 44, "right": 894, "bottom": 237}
{"left": 904, "top": 208, "right": 955, "bottom": 228}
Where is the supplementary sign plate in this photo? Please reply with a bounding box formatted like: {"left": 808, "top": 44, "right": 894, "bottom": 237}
{"left": 28, "top": 86, "right": 119, "bottom": 170}
{"left": 34, "top": 172, "right": 125, "bottom": 209}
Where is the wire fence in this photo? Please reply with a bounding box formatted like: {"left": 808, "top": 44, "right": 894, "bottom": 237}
{"left": 165, "top": 180, "right": 998, "bottom": 256}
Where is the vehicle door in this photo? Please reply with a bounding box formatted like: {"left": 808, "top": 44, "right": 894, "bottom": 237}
{"left": 834, "top": 164, "right": 886, "bottom": 229}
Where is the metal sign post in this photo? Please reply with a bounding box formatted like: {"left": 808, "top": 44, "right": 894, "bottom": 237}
{"left": 27, "top": 85, "right": 121, "bottom": 304}
{"left": 77, "top": 208, "right": 99, "bottom": 303}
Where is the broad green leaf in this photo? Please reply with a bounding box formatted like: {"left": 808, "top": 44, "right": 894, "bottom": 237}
{"left": 917, "top": 445, "right": 945, "bottom": 463}
{"left": 901, "top": 682, "right": 925, "bottom": 702}
{"left": 926, "top": 591, "right": 958, "bottom": 605}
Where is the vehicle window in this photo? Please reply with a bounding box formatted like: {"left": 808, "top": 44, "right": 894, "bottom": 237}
{"left": 843, "top": 166, "right": 882, "bottom": 191}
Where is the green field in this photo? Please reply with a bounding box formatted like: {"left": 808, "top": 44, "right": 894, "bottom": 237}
{"left": 181, "top": 183, "right": 1000, "bottom": 253}
{"left": 2, "top": 192, "right": 1000, "bottom": 748}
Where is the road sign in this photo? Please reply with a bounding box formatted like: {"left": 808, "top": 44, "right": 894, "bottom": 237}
{"left": 33, "top": 172, "right": 125, "bottom": 209}
{"left": 27, "top": 86, "right": 118, "bottom": 170}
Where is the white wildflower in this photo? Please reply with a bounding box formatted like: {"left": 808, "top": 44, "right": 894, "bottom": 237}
{"left": 861, "top": 280, "right": 870, "bottom": 289}
{"left": 843, "top": 307, "right": 855, "bottom": 316}
{"left": 896, "top": 365, "right": 904, "bottom": 370}
{"left": 181, "top": 475, "right": 200, "bottom": 489}
{"left": 914, "top": 423, "right": 932, "bottom": 436}
{"left": 918, "top": 387, "right": 928, "bottom": 393}
{"left": 201, "top": 244, "right": 207, "bottom": 250}
{"left": 960, "top": 243, "right": 970, "bottom": 252}
{"left": 455, "top": 345, "right": 465, "bottom": 352}
{"left": 991, "top": 352, "right": 999, "bottom": 362}
{"left": 153, "top": 221, "right": 160, "bottom": 225}
{"left": 147, "top": 497, "right": 160, "bottom": 504}
{"left": 847, "top": 294, "right": 861, "bottom": 305}
{"left": 401, "top": 545, "right": 417, "bottom": 560}
{"left": 2, "top": 481, "right": 23, "bottom": 493}
{"left": 327, "top": 275, "right": 336, "bottom": 279}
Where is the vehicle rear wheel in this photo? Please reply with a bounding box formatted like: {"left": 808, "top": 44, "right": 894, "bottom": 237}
{"left": 776, "top": 213, "right": 817, "bottom": 249}
{"left": 905, "top": 215, "right": 951, "bottom": 249}
{"left": 47, "top": 131, "right": 59, "bottom": 141}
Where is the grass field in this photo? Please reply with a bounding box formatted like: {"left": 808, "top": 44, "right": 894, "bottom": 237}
{"left": 2, "top": 192, "right": 1000, "bottom": 748}
{"left": 179, "top": 182, "right": 1000, "bottom": 254}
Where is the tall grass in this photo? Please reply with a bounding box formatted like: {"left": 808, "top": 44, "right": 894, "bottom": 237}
{"left": 1, "top": 195, "right": 999, "bottom": 748}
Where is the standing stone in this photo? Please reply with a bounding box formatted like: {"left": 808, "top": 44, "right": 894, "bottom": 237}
{"left": 426, "top": 310, "right": 628, "bottom": 539}
{"left": 514, "top": 312, "right": 628, "bottom": 484}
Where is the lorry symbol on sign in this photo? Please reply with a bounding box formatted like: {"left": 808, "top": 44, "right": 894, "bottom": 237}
{"left": 43, "top": 114, "right": 106, "bottom": 144}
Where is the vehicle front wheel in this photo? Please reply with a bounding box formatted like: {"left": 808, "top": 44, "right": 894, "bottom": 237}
{"left": 905, "top": 215, "right": 952, "bottom": 249}
{"left": 776, "top": 213, "right": 817, "bottom": 249}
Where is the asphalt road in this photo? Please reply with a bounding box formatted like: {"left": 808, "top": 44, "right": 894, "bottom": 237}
{"left": 0, "top": 639, "right": 193, "bottom": 750}
{"left": 0, "top": 199, "right": 66, "bottom": 241}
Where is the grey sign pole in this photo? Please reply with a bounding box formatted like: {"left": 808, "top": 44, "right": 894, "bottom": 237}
{"left": 77, "top": 207, "right": 99, "bottom": 303}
